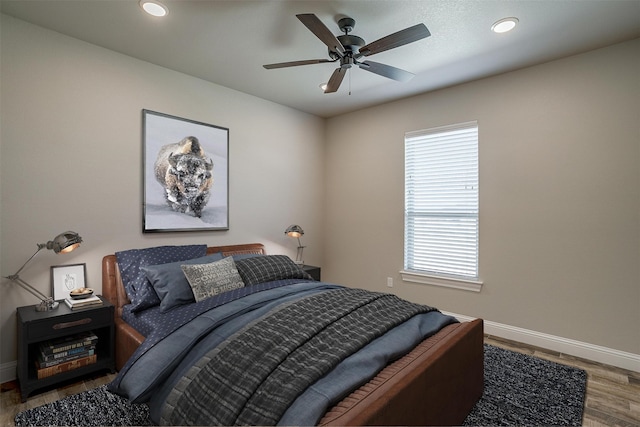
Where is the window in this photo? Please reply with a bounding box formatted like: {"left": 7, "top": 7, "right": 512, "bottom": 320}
{"left": 402, "top": 121, "right": 481, "bottom": 291}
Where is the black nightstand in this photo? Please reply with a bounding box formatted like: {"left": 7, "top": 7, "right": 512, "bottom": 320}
{"left": 16, "top": 296, "right": 115, "bottom": 401}
{"left": 302, "top": 265, "right": 321, "bottom": 281}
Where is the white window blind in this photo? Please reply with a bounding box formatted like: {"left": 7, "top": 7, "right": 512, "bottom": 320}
{"left": 404, "top": 121, "right": 479, "bottom": 280}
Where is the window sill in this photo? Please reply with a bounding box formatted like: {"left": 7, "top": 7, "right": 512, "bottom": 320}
{"left": 400, "top": 270, "right": 483, "bottom": 292}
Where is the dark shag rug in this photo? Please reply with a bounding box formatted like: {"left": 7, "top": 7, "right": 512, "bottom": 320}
{"left": 15, "top": 344, "right": 586, "bottom": 426}
{"left": 14, "top": 384, "right": 152, "bottom": 427}
{"left": 463, "top": 345, "right": 587, "bottom": 426}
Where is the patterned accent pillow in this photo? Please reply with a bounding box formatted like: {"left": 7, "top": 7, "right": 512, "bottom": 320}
{"left": 234, "top": 255, "right": 313, "bottom": 286}
{"left": 142, "top": 252, "right": 224, "bottom": 312}
{"left": 230, "top": 253, "right": 264, "bottom": 260}
{"left": 181, "top": 257, "right": 245, "bottom": 302}
{"left": 115, "top": 245, "right": 207, "bottom": 312}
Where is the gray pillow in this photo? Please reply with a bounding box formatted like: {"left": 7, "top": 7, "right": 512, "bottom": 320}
{"left": 234, "top": 255, "right": 313, "bottom": 286}
{"left": 142, "top": 252, "right": 224, "bottom": 312}
{"left": 181, "top": 257, "right": 245, "bottom": 302}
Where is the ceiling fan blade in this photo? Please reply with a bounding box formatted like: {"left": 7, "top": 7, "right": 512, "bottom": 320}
{"left": 263, "top": 59, "right": 334, "bottom": 69}
{"left": 324, "top": 67, "right": 347, "bottom": 93}
{"left": 359, "top": 23, "right": 430, "bottom": 57}
{"left": 358, "top": 61, "right": 415, "bottom": 82}
{"left": 297, "top": 14, "right": 345, "bottom": 57}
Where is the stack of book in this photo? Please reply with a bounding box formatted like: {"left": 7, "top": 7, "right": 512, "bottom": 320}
{"left": 64, "top": 295, "right": 103, "bottom": 310}
{"left": 36, "top": 331, "right": 98, "bottom": 379}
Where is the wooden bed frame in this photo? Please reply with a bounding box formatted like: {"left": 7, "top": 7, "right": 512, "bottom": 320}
{"left": 102, "top": 243, "right": 484, "bottom": 426}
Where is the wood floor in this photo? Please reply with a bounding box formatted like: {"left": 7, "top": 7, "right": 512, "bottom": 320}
{"left": 1, "top": 336, "right": 638, "bottom": 427}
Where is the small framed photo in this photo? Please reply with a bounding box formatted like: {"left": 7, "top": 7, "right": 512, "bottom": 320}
{"left": 51, "top": 263, "right": 87, "bottom": 301}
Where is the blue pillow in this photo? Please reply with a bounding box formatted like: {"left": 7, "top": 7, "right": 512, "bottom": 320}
{"left": 142, "top": 252, "right": 224, "bottom": 312}
{"left": 234, "top": 255, "right": 312, "bottom": 286}
{"left": 115, "top": 245, "right": 207, "bottom": 312}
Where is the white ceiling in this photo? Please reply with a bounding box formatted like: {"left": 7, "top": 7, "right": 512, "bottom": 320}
{"left": 2, "top": 0, "right": 639, "bottom": 118}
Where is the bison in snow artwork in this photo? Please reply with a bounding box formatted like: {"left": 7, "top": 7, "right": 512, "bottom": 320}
{"left": 154, "top": 136, "right": 213, "bottom": 218}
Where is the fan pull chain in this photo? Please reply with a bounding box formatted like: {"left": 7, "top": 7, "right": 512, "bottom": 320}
{"left": 349, "top": 68, "right": 352, "bottom": 96}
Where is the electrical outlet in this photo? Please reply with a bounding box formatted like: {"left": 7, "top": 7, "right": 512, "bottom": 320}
{"left": 387, "top": 277, "right": 393, "bottom": 287}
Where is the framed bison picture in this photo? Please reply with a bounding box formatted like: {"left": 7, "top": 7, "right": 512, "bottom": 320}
{"left": 143, "top": 110, "right": 229, "bottom": 232}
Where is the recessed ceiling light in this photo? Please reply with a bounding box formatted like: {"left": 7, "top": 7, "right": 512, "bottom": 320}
{"left": 491, "top": 17, "right": 518, "bottom": 33}
{"left": 140, "top": 0, "right": 168, "bottom": 17}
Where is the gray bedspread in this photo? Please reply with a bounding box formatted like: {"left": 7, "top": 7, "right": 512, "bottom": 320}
{"left": 161, "top": 288, "right": 436, "bottom": 425}
{"left": 110, "top": 281, "right": 456, "bottom": 426}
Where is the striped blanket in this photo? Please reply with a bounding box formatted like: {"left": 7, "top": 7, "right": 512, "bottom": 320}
{"left": 161, "top": 288, "right": 436, "bottom": 425}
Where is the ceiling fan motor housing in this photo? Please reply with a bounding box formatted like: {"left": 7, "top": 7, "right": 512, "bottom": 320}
{"left": 329, "top": 34, "right": 365, "bottom": 60}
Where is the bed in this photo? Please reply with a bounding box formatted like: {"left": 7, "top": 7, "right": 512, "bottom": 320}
{"left": 102, "top": 243, "right": 483, "bottom": 426}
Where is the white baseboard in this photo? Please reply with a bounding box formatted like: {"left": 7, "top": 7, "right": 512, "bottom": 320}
{"left": 1, "top": 360, "right": 16, "bottom": 384}
{"left": 444, "top": 311, "right": 640, "bottom": 373}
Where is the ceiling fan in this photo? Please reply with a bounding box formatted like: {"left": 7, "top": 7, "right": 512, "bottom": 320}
{"left": 263, "top": 14, "right": 431, "bottom": 93}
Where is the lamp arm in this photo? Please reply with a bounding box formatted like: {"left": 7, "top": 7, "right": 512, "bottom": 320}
{"left": 8, "top": 245, "right": 45, "bottom": 279}
{"left": 296, "top": 237, "right": 306, "bottom": 264}
{"left": 10, "top": 276, "right": 50, "bottom": 302}
{"left": 3, "top": 245, "right": 51, "bottom": 301}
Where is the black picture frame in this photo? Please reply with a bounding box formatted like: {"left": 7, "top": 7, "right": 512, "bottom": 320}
{"left": 143, "top": 109, "right": 229, "bottom": 232}
{"left": 51, "top": 263, "right": 87, "bottom": 301}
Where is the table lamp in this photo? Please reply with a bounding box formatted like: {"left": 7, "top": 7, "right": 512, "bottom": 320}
{"left": 4, "top": 231, "right": 83, "bottom": 311}
{"left": 285, "top": 224, "right": 305, "bottom": 265}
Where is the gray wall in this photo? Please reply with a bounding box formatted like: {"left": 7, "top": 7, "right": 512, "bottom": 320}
{"left": 0, "top": 15, "right": 325, "bottom": 368}
{"left": 323, "top": 38, "right": 640, "bottom": 355}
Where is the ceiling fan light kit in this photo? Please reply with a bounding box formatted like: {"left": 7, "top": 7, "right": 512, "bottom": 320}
{"left": 263, "top": 13, "right": 431, "bottom": 94}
